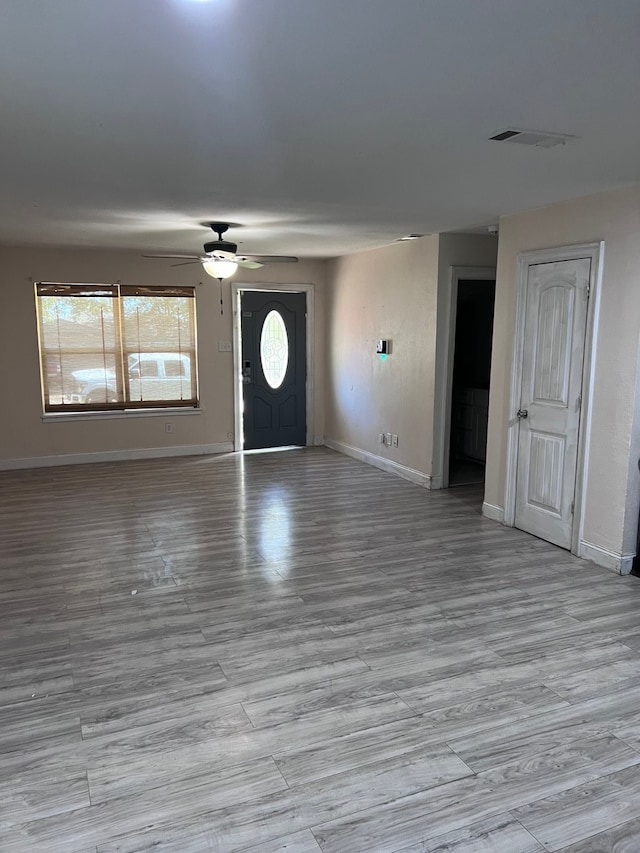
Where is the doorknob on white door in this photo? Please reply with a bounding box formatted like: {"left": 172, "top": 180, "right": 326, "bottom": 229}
{"left": 517, "top": 409, "right": 529, "bottom": 419}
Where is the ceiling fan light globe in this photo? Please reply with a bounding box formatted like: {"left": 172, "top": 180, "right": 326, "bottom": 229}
{"left": 202, "top": 258, "right": 238, "bottom": 279}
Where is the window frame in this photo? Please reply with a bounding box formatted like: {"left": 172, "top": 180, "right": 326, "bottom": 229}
{"left": 35, "top": 282, "right": 199, "bottom": 414}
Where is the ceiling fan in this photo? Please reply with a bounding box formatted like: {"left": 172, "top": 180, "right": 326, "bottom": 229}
{"left": 143, "top": 222, "right": 299, "bottom": 279}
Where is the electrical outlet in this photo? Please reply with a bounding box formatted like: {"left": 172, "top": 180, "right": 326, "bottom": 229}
{"left": 392, "top": 434, "right": 399, "bottom": 447}
{"left": 385, "top": 432, "right": 392, "bottom": 446}
{"left": 165, "top": 423, "right": 173, "bottom": 434}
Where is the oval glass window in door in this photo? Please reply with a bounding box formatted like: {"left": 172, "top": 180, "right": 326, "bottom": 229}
{"left": 260, "top": 310, "right": 289, "bottom": 389}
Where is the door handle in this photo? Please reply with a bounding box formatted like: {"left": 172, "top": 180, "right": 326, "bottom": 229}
{"left": 517, "top": 409, "right": 529, "bottom": 419}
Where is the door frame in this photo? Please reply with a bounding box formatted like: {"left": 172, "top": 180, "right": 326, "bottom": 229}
{"left": 231, "top": 282, "right": 315, "bottom": 451}
{"left": 504, "top": 242, "right": 604, "bottom": 555}
{"left": 434, "top": 265, "right": 496, "bottom": 489}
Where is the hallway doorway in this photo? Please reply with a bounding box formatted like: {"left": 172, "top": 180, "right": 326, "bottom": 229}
{"left": 448, "top": 278, "right": 496, "bottom": 486}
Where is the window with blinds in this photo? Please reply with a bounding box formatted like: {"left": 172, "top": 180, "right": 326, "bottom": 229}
{"left": 36, "top": 283, "right": 198, "bottom": 412}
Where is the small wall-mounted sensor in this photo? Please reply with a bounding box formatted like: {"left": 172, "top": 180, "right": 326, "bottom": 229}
{"left": 376, "top": 339, "right": 390, "bottom": 355}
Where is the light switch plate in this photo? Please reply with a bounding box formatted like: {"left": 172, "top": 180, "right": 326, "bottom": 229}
{"left": 218, "top": 341, "right": 233, "bottom": 352}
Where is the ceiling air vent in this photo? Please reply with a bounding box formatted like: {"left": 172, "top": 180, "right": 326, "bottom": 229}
{"left": 489, "top": 128, "right": 576, "bottom": 148}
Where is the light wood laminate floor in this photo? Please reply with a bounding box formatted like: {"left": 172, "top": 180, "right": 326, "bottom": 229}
{"left": 2, "top": 447, "right": 640, "bottom": 852}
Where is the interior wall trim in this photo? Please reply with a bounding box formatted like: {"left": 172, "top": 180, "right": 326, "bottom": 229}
{"left": 578, "top": 539, "right": 635, "bottom": 575}
{"left": 0, "top": 442, "right": 234, "bottom": 471}
{"left": 323, "top": 438, "right": 433, "bottom": 489}
{"left": 482, "top": 502, "right": 505, "bottom": 523}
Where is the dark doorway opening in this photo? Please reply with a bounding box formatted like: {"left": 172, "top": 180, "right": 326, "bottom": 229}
{"left": 449, "top": 279, "right": 496, "bottom": 486}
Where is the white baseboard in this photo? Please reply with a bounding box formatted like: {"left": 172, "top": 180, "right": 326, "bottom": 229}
{"left": 313, "top": 436, "right": 324, "bottom": 446}
{"left": 323, "top": 438, "right": 433, "bottom": 489}
{"left": 0, "top": 442, "right": 234, "bottom": 471}
{"left": 430, "top": 474, "right": 443, "bottom": 490}
{"left": 578, "top": 540, "right": 635, "bottom": 575}
{"left": 482, "top": 502, "right": 505, "bottom": 523}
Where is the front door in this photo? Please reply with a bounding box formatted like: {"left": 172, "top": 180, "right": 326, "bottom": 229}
{"left": 515, "top": 258, "right": 590, "bottom": 549}
{"left": 241, "top": 291, "right": 306, "bottom": 450}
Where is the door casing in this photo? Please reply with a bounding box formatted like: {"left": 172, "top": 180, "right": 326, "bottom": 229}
{"left": 232, "top": 283, "right": 315, "bottom": 451}
{"left": 504, "top": 242, "right": 604, "bottom": 555}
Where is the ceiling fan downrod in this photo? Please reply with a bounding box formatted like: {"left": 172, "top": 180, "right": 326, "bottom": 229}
{"left": 203, "top": 222, "right": 237, "bottom": 257}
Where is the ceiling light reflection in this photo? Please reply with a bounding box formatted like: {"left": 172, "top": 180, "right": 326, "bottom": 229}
{"left": 258, "top": 486, "right": 292, "bottom": 579}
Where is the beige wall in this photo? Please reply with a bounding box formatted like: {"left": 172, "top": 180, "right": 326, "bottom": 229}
{"left": 0, "top": 247, "right": 325, "bottom": 464}
{"left": 324, "top": 234, "right": 497, "bottom": 481}
{"left": 486, "top": 185, "right": 640, "bottom": 559}
{"left": 324, "top": 237, "right": 440, "bottom": 477}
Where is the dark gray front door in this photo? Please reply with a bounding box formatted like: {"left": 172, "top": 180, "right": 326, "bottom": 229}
{"left": 241, "top": 291, "right": 306, "bottom": 450}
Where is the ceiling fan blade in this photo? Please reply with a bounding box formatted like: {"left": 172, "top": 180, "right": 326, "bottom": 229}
{"left": 170, "top": 260, "right": 201, "bottom": 267}
{"left": 143, "top": 253, "right": 201, "bottom": 260}
{"left": 206, "top": 252, "right": 263, "bottom": 269}
{"left": 236, "top": 259, "right": 263, "bottom": 270}
{"left": 239, "top": 255, "right": 299, "bottom": 264}
{"left": 208, "top": 249, "right": 236, "bottom": 260}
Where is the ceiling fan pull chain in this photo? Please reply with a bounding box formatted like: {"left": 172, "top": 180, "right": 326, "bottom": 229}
{"left": 219, "top": 278, "right": 224, "bottom": 315}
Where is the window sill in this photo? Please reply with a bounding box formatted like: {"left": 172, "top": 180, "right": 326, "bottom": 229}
{"left": 41, "top": 407, "right": 203, "bottom": 423}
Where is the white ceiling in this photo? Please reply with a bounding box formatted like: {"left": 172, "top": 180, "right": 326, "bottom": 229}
{"left": 1, "top": 0, "right": 639, "bottom": 258}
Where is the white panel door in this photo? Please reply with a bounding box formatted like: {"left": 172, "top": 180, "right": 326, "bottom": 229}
{"left": 515, "top": 258, "right": 590, "bottom": 549}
